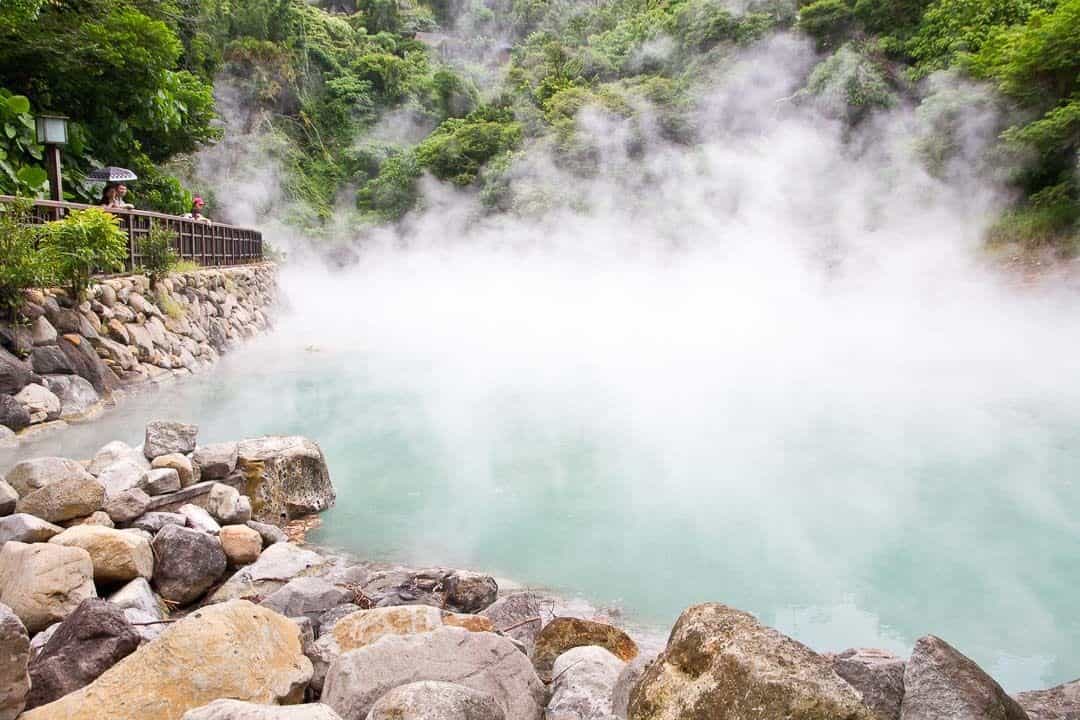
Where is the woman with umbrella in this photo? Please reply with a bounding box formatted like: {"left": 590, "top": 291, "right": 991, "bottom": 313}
{"left": 90, "top": 167, "right": 137, "bottom": 210}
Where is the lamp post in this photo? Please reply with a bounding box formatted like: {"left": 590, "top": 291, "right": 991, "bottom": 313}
{"left": 35, "top": 114, "right": 68, "bottom": 203}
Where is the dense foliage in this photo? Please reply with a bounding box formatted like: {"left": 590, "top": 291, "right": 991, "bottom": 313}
{"left": 139, "top": 222, "right": 181, "bottom": 290}
{"left": 41, "top": 208, "right": 129, "bottom": 300}
{"left": 0, "top": 199, "right": 48, "bottom": 320}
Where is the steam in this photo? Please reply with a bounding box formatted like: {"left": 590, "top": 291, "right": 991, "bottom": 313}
{"left": 180, "top": 27, "right": 1080, "bottom": 691}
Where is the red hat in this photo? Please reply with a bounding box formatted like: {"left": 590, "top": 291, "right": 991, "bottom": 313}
{"left": 193, "top": 196, "right": 205, "bottom": 206}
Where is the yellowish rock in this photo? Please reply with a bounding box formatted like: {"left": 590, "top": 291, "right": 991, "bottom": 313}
{"left": 21, "top": 599, "right": 313, "bottom": 720}
{"left": 219, "top": 524, "right": 262, "bottom": 565}
{"left": 0, "top": 542, "right": 96, "bottom": 633}
{"left": 48, "top": 525, "right": 153, "bottom": 584}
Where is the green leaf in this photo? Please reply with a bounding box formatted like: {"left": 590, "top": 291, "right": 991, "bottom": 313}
{"left": 7, "top": 96, "right": 30, "bottom": 115}
{"left": 16, "top": 165, "right": 48, "bottom": 189}
{"left": 4, "top": 124, "right": 15, "bottom": 139}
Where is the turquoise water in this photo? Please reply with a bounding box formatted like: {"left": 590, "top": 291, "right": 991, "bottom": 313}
{"left": 5, "top": 325, "right": 1079, "bottom": 693}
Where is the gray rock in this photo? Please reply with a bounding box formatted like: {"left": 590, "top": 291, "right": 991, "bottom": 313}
{"left": 103, "top": 487, "right": 152, "bottom": 524}
{"left": 442, "top": 570, "right": 498, "bottom": 613}
{"left": 0, "top": 602, "right": 30, "bottom": 720}
{"left": 44, "top": 305, "right": 80, "bottom": 334}
{"left": 1015, "top": 678, "right": 1080, "bottom": 720}
{"left": 151, "top": 524, "right": 227, "bottom": 605}
{"left": 180, "top": 503, "right": 222, "bottom": 534}
{"left": 612, "top": 654, "right": 653, "bottom": 719}
{"left": 152, "top": 453, "right": 196, "bottom": 487}
{"left": 318, "top": 603, "right": 362, "bottom": 634}
{"left": 14, "top": 382, "right": 61, "bottom": 423}
{"left": 832, "top": 648, "right": 906, "bottom": 720}
{"left": 260, "top": 577, "right": 352, "bottom": 628}
{"left": 144, "top": 420, "right": 198, "bottom": 459}
{"left": 548, "top": 645, "right": 625, "bottom": 720}
{"left": 31, "top": 345, "right": 76, "bottom": 375}
{"left": 181, "top": 699, "right": 344, "bottom": 719}
{"left": 0, "top": 513, "right": 64, "bottom": 544}
{"left": 0, "top": 480, "right": 17, "bottom": 516}
{"left": 25, "top": 598, "right": 140, "bottom": 709}
{"left": 207, "top": 482, "right": 251, "bottom": 524}
{"left": 246, "top": 519, "right": 287, "bottom": 546}
{"left": 0, "top": 426, "right": 15, "bottom": 449}
{"left": 0, "top": 393, "right": 30, "bottom": 431}
{"left": 900, "top": 635, "right": 1028, "bottom": 720}
{"left": 322, "top": 627, "right": 545, "bottom": 720}
{"left": 122, "top": 607, "right": 167, "bottom": 644}
{"left": 15, "top": 475, "right": 105, "bottom": 524}
{"left": 130, "top": 511, "right": 187, "bottom": 534}
{"left": 209, "top": 541, "right": 328, "bottom": 603}
{"left": 87, "top": 441, "right": 145, "bottom": 476}
{"left": 479, "top": 592, "right": 544, "bottom": 653}
{"left": 0, "top": 345, "right": 34, "bottom": 395}
{"left": 43, "top": 374, "right": 100, "bottom": 418}
{"left": 367, "top": 681, "right": 506, "bottom": 720}
{"left": 139, "top": 467, "right": 181, "bottom": 496}
{"left": 0, "top": 542, "right": 97, "bottom": 633}
{"left": 96, "top": 459, "right": 148, "bottom": 500}
{"left": 108, "top": 577, "right": 165, "bottom": 620}
{"left": 236, "top": 436, "right": 335, "bottom": 521}
{"left": 193, "top": 442, "right": 239, "bottom": 480}
{"left": 32, "top": 316, "right": 57, "bottom": 346}
{"left": 68, "top": 510, "right": 114, "bottom": 528}
{"left": 27, "top": 621, "right": 59, "bottom": 662}
{"left": 5, "top": 456, "right": 93, "bottom": 497}
{"left": 57, "top": 335, "right": 110, "bottom": 393}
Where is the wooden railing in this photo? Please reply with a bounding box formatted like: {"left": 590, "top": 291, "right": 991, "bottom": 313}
{"left": 0, "top": 196, "right": 263, "bottom": 271}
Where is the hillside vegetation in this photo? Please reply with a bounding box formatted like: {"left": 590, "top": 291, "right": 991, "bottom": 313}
{"left": 0, "top": 0, "right": 1076, "bottom": 250}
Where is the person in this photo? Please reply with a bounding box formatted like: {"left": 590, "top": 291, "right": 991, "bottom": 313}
{"left": 183, "top": 196, "right": 211, "bottom": 223}
{"left": 99, "top": 182, "right": 134, "bottom": 210}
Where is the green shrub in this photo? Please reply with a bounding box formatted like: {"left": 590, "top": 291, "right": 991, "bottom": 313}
{"left": 0, "top": 198, "right": 50, "bottom": 320}
{"left": 798, "top": 0, "right": 855, "bottom": 49}
{"left": 987, "top": 182, "right": 1080, "bottom": 250}
{"left": 41, "top": 208, "right": 128, "bottom": 301}
{"left": 415, "top": 107, "right": 523, "bottom": 186}
{"left": 356, "top": 152, "right": 423, "bottom": 220}
{"left": 139, "top": 222, "right": 180, "bottom": 290}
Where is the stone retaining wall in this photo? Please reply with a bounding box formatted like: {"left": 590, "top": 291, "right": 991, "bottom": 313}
{"left": 0, "top": 264, "right": 277, "bottom": 447}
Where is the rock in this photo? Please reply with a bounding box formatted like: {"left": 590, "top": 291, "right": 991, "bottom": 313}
{"left": 96, "top": 460, "right": 148, "bottom": 500}
{"left": 181, "top": 700, "right": 343, "bottom": 719}
{"left": 207, "top": 482, "right": 251, "bottom": 523}
{"left": 0, "top": 480, "right": 17, "bottom": 515}
{"left": 98, "top": 284, "right": 117, "bottom": 307}
{"left": 443, "top": 570, "right": 498, "bottom": 613}
{"left": 14, "top": 383, "right": 61, "bottom": 423}
{"left": 27, "top": 622, "right": 58, "bottom": 662}
{"left": 42, "top": 375, "right": 100, "bottom": 418}
{"left": 57, "top": 336, "right": 109, "bottom": 393}
{"left": 131, "top": 510, "right": 188, "bottom": 534}
{"left": 220, "top": 524, "right": 263, "bottom": 565}
{"left": 612, "top": 654, "right": 652, "bottom": 719}
{"left": 32, "top": 316, "right": 57, "bottom": 346}
{"left": 534, "top": 616, "right": 639, "bottom": 682}
{"left": 106, "top": 318, "right": 129, "bottom": 343}
{"left": 237, "top": 436, "right": 335, "bottom": 521}
{"left": 20, "top": 600, "right": 313, "bottom": 720}
{"left": 247, "top": 519, "right": 287, "bottom": 546}
{"left": 65, "top": 510, "right": 114, "bottom": 528}
{"left": 49, "top": 525, "right": 153, "bottom": 584}
{"left": 832, "top": 648, "right": 906, "bottom": 720}
{"left": 151, "top": 524, "right": 227, "bottom": 605}
{"left": 103, "top": 487, "right": 152, "bottom": 524}
{"left": 6, "top": 456, "right": 94, "bottom": 497}
{"left": 480, "top": 592, "right": 544, "bottom": 653}
{"left": 152, "top": 453, "right": 196, "bottom": 487}
{"left": 123, "top": 607, "right": 166, "bottom": 644}
{"left": 180, "top": 503, "right": 222, "bottom": 534}
{"left": 261, "top": 577, "right": 350, "bottom": 627}
{"left": 0, "top": 542, "right": 96, "bottom": 632}
{"left": 548, "top": 646, "right": 626, "bottom": 720}
{"left": 144, "top": 420, "right": 198, "bottom": 459}
{"left": 900, "top": 635, "right": 1028, "bottom": 720}
{"left": 16, "top": 475, "right": 105, "bottom": 524}
{"left": 0, "top": 425, "right": 15, "bottom": 448}
{"left": 31, "top": 346, "right": 75, "bottom": 375}
{"left": 14, "top": 420, "right": 68, "bottom": 441}
{"left": 323, "top": 627, "right": 544, "bottom": 720}
{"left": 125, "top": 323, "right": 154, "bottom": 360}
{"left": 0, "top": 345, "right": 34, "bottom": 394}
{"left": 628, "top": 603, "right": 874, "bottom": 720}
{"left": 368, "top": 682, "right": 506, "bottom": 720}
{"left": 0, "top": 602, "right": 30, "bottom": 720}
{"left": 108, "top": 577, "right": 165, "bottom": 620}
{"left": 0, "top": 513, "right": 63, "bottom": 543}
{"left": 193, "top": 442, "right": 238, "bottom": 480}
{"left": 88, "top": 441, "right": 146, "bottom": 476}
{"left": 209, "top": 541, "right": 327, "bottom": 602}
{"left": 1015, "top": 678, "right": 1080, "bottom": 720}
{"left": 0, "top": 393, "right": 30, "bottom": 431}
{"left": 139, "top": 468, "right": 181, "bottom": 496}
{"left": 25, "top": 599, "right": 140, "bottom": 709}
{"left": 318, "top": 604, "right": 362, "bottom": 634}
{"left": 44, "top": 306, "right": 80, "bottom": 334}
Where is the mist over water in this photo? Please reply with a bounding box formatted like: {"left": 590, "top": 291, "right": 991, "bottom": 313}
{"left": 9, "top": 27, "right": 1080, "bottom": 693}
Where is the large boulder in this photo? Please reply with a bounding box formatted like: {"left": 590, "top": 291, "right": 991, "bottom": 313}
{"left": 31, "top": 346, "right": 76, "bottom": 375}
{"left": 57, "top": 335, "right": 109, "bottom": 393}
{"left": 548, "top": 645, "right": 626, "bottom": 720}
{"left": 180, "top": 503, "right": 222, "bottom": 534}
{"left": 14, "top": 383, "right": 61, "bottom": 423}
{"left": 220, "top": 524, "right": 263, "bottom": 565}
{"left": 96, "top": 460, "right": 148, "bottom": 500}
{"left": 900, "top": 635, "right": 1028, "bottom": 720}
{"left": 49, "top": 525, "right": 153, "bottom": 584}
{"left": 442, "top": 570, "right": 498, "bottom": 613}
{"left": 367, "top": 682, "right": 506, "bottom": 720}
{"left": 151, "top": 524, "right": 227, "bottom": 605}
{"left": 247, "top": 519, "right": 287, "bottom": 546}
{"left": 0, "top": 602, "right": 30, "bottom": 720}
{"left": 87, "top": 441, "right": 145, "bottom": 476}
{"left": 0, "top": 513, "right": 63, "bottom": 544}
{"left": 628, "top": 603, "right": 875, "bottom": 720}
{"left": 6, "top": 456, "right": 95, "bottom": 497}
{"left": 15, "top": 476, "right": 105, "bottom": 524}
{"left": 32, "top": 316, "right": 57, "bottom": 345}
{"left": 613, "top": 655, "right": 653, "bottom": 719}
{"left": 103, "top": 487, "right": 152, "bottom": 524}
{"left": 131, "top": 511, "right": 187, "bottom": 534}
{"left": 207, "top": 482, "right": 252, "bottom": 524}
{"left": 322, "top": 627, "right": 545, "bottom": 720}
{"left": 260, "top": 577, "right": 351, "bottom": 627}
{"left": 309, "top": 605, "right": 494, "bottom": 693}
{"left": 0, "top": 345, "right": 34, "bottom": 395}
{"left": 108, "top": 577, "right": 166, "bottom": 620}
{"left": 0, "top": 542, "right": 97, "bottom": 632}
{"left": 193, "top": 442, "right": 238, "bottom": 480}
{"left": 832, "top": 648, "right": 906, "bottom": 720}
{"left": 209, "top": 541, "right": 327, "bottom": 602}
{"left": 144, "top": 420, "right": 198, "bottom": 459}
{"left": 0, "top": 393, "right": 31, "bottom": 431}
{"left": 1015, "top": 678, "right": 1080, "bottom": 720}
{"left": 0, "top": 480, "right": 18, "bottom": 515}
{"left": 534, "top": 616, "right": 639, "bottom": 682}
{"left": 152, "top": 453, "right": 197, "bottom": 487}
{"left": 43, "top": 375, "right": 100, "bottom": 418}
{"left": 237, "top": 436, "right": 335, "bottom": 521}
{"left": 182, "top": 700, "right": 343, "bottom": 719}
{"left": 20, "top": 600, "right": 313, "bottom": 720}
{"left": 139, "top": 468, "right": 181, "bottom": 496}
{"left": 480, "top": 592, "right": 544, "bottom": 653}
{"left": 25, "top": 599, "right": 140, "bottom": 709}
